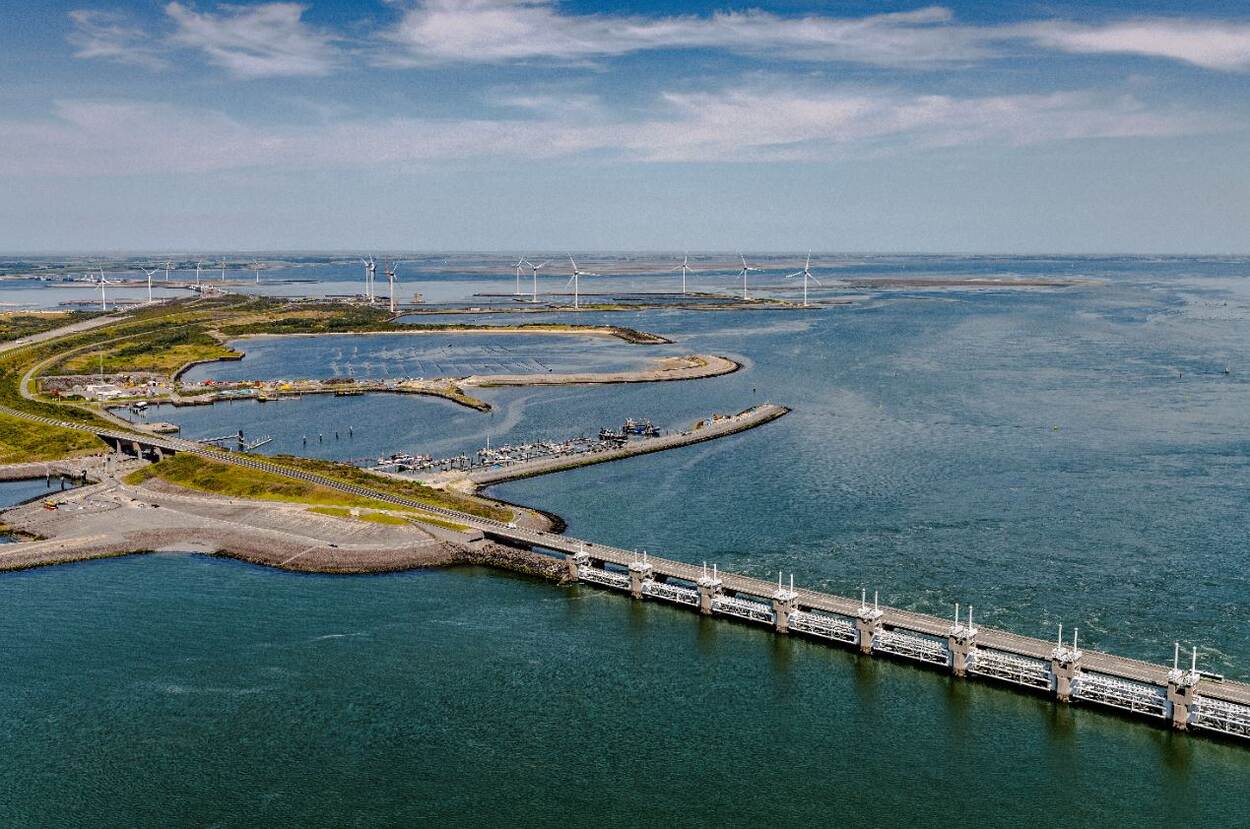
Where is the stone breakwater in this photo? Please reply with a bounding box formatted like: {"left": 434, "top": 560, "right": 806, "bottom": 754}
{"left": 419, "top": 403, "right": 790, "bottom": 492}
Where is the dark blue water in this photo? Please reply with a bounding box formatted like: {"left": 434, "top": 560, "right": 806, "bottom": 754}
{"left": 5, "top": 256, "right": 1250, "bottom": 824}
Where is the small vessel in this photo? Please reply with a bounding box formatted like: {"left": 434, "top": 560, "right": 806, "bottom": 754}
{"left": 598, "top": 427, "right": 627, "bottom": 445}
{"left": 622, "top": 418, "right": 660, "bottom": 437}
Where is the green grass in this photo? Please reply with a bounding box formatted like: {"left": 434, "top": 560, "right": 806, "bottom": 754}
{"left": 307, "top": 506, "right": 353, "bottom": 518}
{"left": 0, "top": 410, "right": 104, "bottom": 463}
{"left": 56, "top": 327, "right": 240, "bottom": 375}
{"left": 0, "top": 311, "right": 101, "bottom": 343}
{"left": 217, "top": 303, "right": 397, "bottom": 336}
{"left": 261, "top": 454, "right": 511, "bottom": 521}
{"left": 308, "top": 505, "right": 468, "bottom": 531}
{"left": 403, "top": 515, "right": 470, "bottom": 532}
{"left": 307, "top": 505, "right": 410, "bottom": 526}
{"left": 125, "top": 454, "right": 411, "bottom": 511}
{"left": 126, "top": 453, "right": 510, "bottom": 523}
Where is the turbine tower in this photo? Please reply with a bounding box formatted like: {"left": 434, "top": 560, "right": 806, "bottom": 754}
{"left": 737, "top": 253, "right": 761, "bottom": 300}
{"left": 514, "top": 256, "right": 528, "bottom": 295}
{"left": 95, "top": 270, "right": 114, "bottom": 311}
{"left": 360, "top": 256, "right": 376, "bottom": 301}
{"left": 670, "top": 253, "right": 698, "bottom": 295}
{"left": 194, "top": 260, "right": 203, "bottom": 287}
{"left": 220, "top": 257, "right": 226, "bottom": 281}
{"left": 567, "top": 255, "right": 598, "bottom": 310}
{"left": 252, "top": 261, "right": 261, "bottom": 283}
{"left": 785, "top": 251, "right": 822, "bottom": 307}
{"left": 141, "top": 266, "right": 159, "bottom": 303}
{"left": 164, "top": 260, "right": 172, "bottom": 281}
{"left": 527, "top": 259, "right": 549, "bottom": 303}
{"left": 384, "top": 260, "right": 398, "bottom": 313}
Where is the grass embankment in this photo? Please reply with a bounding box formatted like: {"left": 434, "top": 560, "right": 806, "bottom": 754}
{"left": 262, "top": 454, "right": 509, "bottom": 521}
{"left": 303, "top": 505, "right": 472, "bottom": 531}
{"left": 0, "top": 311, "right": 100, "bottom": 343}
{"left": 55, "top": 328, "right": 240, "bottom": 375}
{"left": 0, "top": 299, "right": 243, "bottom": 423}
{"left": 308, "top": 505, "right": 407, "bottom": 525}
{"left": 217, "top": 303, "right": 397, "bottom": 336}
{"left": 0, "top": 410, "right": 103, "bottom": 463}
{"left": 126, "top": 453, "right": 505, "bottom": 526}
{"left": 0, "top": 298, "right": 254, "bottom": 462}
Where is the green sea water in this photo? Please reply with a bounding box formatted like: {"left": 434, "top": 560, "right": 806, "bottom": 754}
{"left": 3, "top": 557, "right": 1249, "bottom": 827}
{"left": 5, "top": 256, "right": 1250, "bottom": 826}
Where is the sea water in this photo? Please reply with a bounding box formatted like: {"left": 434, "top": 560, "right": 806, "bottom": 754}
{"left": 4, "top": 256, "right": 1250, "bottom": 825}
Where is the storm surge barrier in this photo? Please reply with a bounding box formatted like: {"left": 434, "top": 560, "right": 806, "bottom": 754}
{"left": 557, "top": 549, "right": 1250, "bottom": 744}
{"left": 5, "top": 402, "right": 1248, "bottom": 745}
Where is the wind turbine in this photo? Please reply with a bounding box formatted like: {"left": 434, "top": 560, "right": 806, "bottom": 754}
{"left": 163, "top": 260, "right": 172, "bottom": 281}
{"left": 220, "top": 257, "right": 226, "bottom": 281}
{"left": 737, "top": 253, "right": 761, "bottom": 300}
{"left": 567, "top": 256, "right": 598, "bottom": 310}
{"left": 785, "top": 251, "right": 822, "bottom": 307}
{"left": 94, "top": 270, "right": 115, "bottom": 311}
{"left": 360, "top": 256, "right": 376, "bottom": 301}
{"left": 194, "top": 260, "right": 203, "bottom": 287}
{"left": 384, "top": 260, "right": 397, "bottom": 313}
{"left": 252, "top": 261, "right": 261, "bottom": 283}
{"left": 527, "top": 258, "right": 549, "bottom": 303}
{"left": 670, "top": 253, "right": 699, "bottom": 295}
{"left": 514, "top": 256, "right": 528, "bottom": 295}
{"left": 140, "top": 266, "right": 159, "bottom": 303}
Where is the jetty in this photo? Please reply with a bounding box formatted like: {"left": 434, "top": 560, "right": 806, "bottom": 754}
{"left": 419, "top": 404, "right": 788, "bottom": 490}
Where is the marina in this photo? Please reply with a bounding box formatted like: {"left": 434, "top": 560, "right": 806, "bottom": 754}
{"left": 369, "top": 417, "right": 666, "bottom": 474}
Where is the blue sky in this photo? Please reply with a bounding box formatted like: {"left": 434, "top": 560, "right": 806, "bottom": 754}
{"left": 2, "top": 1, "right": 1249, "bottom": 253}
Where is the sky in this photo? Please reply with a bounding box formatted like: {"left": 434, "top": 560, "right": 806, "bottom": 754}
{"left": 1, "top": 0, "right": 1249, "bottom": 254}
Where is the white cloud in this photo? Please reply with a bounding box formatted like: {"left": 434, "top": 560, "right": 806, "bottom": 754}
{"left": 1022, "top": 18, "right": 1250, "bottom": 72}
{"left": 382, "top": 0, "right": 989, "bottom": 67}
{"left": 0, "top": 88, "right": 1225, "bottom": 178}
{"left": 65, "top": 3, "right": 1250, "bottom": 78}
{"left": 620, "top": 87, "right": 1214, "bottom": 162}
{"left": 165, "top": 2, "right": 341, "bottom": 78}
{"left": 67, "top": 9, "right": 168, "bottom": 69}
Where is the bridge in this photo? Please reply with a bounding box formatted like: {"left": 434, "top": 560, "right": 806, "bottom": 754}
{"left": 5, "top": 404, "right": 1250, "bottom": 745}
